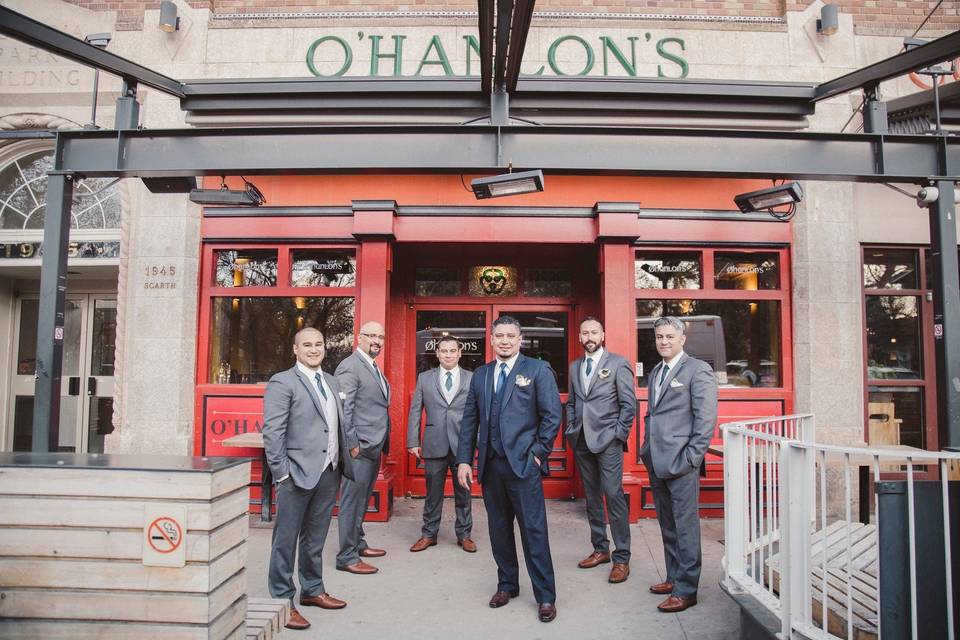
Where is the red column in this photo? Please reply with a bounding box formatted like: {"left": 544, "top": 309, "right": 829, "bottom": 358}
{"left": 596, "top": 202, "right": 645, "bottom": 521}
{"left": 353, "top": 200, "right": 397, "bottom": 521}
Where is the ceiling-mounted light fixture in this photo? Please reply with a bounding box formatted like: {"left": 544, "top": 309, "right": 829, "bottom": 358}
{"left": 470, "top": 169, "right": 544, "bottom": 199}
{"left": 159, "top": 0, "right": 180, "bottom": 32}
{"left": 817, "top": 4, "right": 839, "bottom": 36}
{"left": 734, "top": 182, "right": 804, "bottom": 214}
{"left": 190, "top": 177, "right": 265, "bottom": 206}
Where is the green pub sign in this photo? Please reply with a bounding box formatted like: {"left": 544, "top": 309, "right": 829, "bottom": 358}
{"left": 306, "top": 32, "right": 688, "bottom": 78}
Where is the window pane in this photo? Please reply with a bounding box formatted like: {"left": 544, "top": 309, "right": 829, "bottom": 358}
{"left": 922, "top": 248, "right": 960, "bottom": 292}
{"left": 635, "top": 252, "right": 701, "bottom": 289}
{"left": 468, "top": 265, "right": 518, "bottom": 296}
{"left": 523, "top": 268, "right": 571, "bottom": 297}
{"left": 864, "top": 248, "right": 918, "bottom": 289}
{"left": 16, "top": 299, "right": 38, "bottom": 375}
{"left": 214, "top": 249, "right": 277, "bottom": 287}
{"left": 636, "top": 299, "right": 781, "bottom": 388}
{"left": 291, "top": 249, "right": 355, "bottom": 287}
{"left": 90, "top": 299, "right": 117, "bottom": 377}
{"left": 868, "top": 387, "right": 924, "bottom": 449}
{"left": 714, "top": 252, "right": 779, "bottom": 290}
{"left": 209, "top": 296, "right": 354, "bottom": 383}
{"left": 415, "top": 267, "right": 461, "bottom": 296}
{"left": 415, "top": 310, "right": 486, "bottom": 374}
{"left": 866, "top": 295, "right": 921, "bottom": 380}
{"left": 504, "top": 311, "right": 569, "bottom": 393}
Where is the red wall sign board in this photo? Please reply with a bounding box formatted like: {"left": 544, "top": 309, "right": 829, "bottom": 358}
{"left": 202, "top": 394, "right": 265, "bottom": 457}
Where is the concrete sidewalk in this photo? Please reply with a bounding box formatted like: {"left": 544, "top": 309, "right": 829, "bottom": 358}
{"left": 245, "top": 498, "right": 740, "bottom": 640}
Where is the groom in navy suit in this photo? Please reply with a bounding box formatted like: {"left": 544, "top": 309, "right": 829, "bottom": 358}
{"left": 456, "top": 315, "right": 562, "bottom": 623}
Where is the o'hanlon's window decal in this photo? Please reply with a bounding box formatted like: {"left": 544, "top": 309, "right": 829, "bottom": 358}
{"left": 0, "top": 150, "right": 120, "bottom": 230}
{"left": 291, "top": 249, "right": 356, "bottom": 287}
{"left": 468, "top": 265, "right": 518, "bottom": 297}
{"left": 214, "top": 249, "right": 278, "bottom": 287}
{"left": 714, "top": 252, "right": 780, "bottom": 290}
{"left": 635, "top": 252, "right": 701, "bottom": 289}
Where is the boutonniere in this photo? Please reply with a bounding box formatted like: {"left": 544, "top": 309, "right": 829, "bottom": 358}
{"left": 597, "top": 368, "right": 611, "bottom": 379}
{"left": 338, "top": 391, "right": 347, "bottom": 400}
{"left": 515, "top": 374, "right": 531, "bottom": 387}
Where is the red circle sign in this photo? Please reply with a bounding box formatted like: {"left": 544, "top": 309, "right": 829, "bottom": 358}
{"left": 147, "top": 517, "right": 183, "bottom": 554}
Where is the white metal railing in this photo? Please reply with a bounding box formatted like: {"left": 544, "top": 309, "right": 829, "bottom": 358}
{"left": 721, "top": 415, "right": 960, "bottom": 640}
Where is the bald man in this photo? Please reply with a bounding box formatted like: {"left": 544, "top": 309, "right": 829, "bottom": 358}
{"left": 335, "top": 321, "right": 392, "bottom": 574}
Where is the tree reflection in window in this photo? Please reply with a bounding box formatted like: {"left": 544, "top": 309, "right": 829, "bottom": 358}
{"left": 214, "top": 250, "right": 278, "bottom": 287}
{"left": 635, "top": 253, "right": 701, "bottom": 289}
{"left": 209, "top": 296, "right": 355, "bottom": 382}
{"left": 0, "top": 150, "right": 121, "bottom": 230}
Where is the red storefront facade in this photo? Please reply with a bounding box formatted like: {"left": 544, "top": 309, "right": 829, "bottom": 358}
{"left": 193, "top": 174, "right": 794, "bottom": 521}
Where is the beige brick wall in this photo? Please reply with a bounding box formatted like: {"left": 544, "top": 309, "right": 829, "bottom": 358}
{"left": 61, "top": 0, "right": 960, "bottom": 34}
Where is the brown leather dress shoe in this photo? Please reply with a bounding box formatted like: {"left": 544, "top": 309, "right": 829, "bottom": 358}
{"left": 457, "top": 537, "right": 478, "bottom": 553}
{"left": 608, "top": 563, "right": 630, "bottom": 583}
{"left": 657, "top": 595, "right": 697, "bottom": 613}
{"left": 336, "top": 560, "right": 379, "bottom": 575}
{"left": 409, "top": 537, "right": 437, "bottom": 552}
{"left": 488, "top": 590, "right": 520, "bottom": 608}
{"left": 538, "top": 603, "right": 557, "bottom": 623}
{"left": 577, "top": 550, "right": 611, "bottom": 569}
{"left": 299, "top": 593, "right": 347, "bottom": 609}
{"left": 285, "top": 607, "right": 311, "bottom": 630}
{"left": 359, "top": 547, "right": 386, "bottom": 558}
{"left": 649, "top": 581, "right": 674, "bottom": 594}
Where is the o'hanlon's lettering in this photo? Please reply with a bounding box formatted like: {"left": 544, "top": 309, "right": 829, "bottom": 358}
{"left": 209, "top": 417, "right": 264, "bottom": 437}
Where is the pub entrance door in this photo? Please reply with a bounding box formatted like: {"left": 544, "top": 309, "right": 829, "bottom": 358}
{"left": 406, "top": 303, "right": 576, "bottom": 499}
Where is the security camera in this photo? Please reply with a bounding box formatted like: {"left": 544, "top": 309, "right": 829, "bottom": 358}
{"left": 916, "top": 186, "right": 939, "bottom": 207}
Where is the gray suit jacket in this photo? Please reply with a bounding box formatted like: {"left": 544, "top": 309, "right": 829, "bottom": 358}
{"left": 640, "top": 353, "right": 718, "bottom": 479}
{"left": 565, "top": 350, "right": 636, "bottom": 453}
{"left": 262, "top": 366, "right": 356, "bottom": 489}
{"left": 334, "top": 350, "right": 391, "bottom": 458}
{"left": 406, "top": 367, "right": 473, "bottom": 458}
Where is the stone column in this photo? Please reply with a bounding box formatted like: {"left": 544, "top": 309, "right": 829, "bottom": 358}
{"left": 106, "top": 183, "right": 201, "bottom": 455}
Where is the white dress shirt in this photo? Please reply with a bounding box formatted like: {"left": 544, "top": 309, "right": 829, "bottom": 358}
{"left": 297, "top": 362, "right": 339, "bottom": 472}
{"left": 439, "top": 365, "right": 461, "bottom": 404}
{"left": 493, "top": 352, "right": 520, "bottom": 393}
{"left": 582, "top": 346, "right": 604, "bottom": 394}
{"left": 653, "top": 350, "right": 685, "bottom": 405}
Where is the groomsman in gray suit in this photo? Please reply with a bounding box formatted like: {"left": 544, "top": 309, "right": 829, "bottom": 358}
{"left": 262, "top": 327, "right": 358, "bottom": 631}
{"left": 565, "top": 317, "right": 636, "bottom": 584}
{"left": 406, "top": 335, "right": 476, "bottom": 553}
{"left": 641, "top": 316, "right": 718, "bottom": 613}
{"left": 335, "top": 321, "right": 391, "bottom": 575}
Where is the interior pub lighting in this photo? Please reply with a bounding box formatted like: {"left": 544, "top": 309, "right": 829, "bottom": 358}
{"left": 734, "top": 182, "right": 804, "bottom": 213}
{"left": 471, "top": 169, "right": 545, "bottom": 199}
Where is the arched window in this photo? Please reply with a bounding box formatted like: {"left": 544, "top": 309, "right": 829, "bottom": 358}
{"left": 0, "top": 149, "right": 121, "bottom": 230}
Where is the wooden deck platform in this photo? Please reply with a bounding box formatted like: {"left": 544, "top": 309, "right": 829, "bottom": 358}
{"left": 245, "top": 597, "right": 290, "bottom": 640}
{"left": 765, "top": 520, "right": 879, "bottom": 640}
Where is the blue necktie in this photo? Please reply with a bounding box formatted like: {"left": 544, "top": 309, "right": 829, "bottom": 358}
{"left": 496, "top": 362, "right": 508, "bottom": 395}
{"left": 314, "top": 372, "right": 328, "bottom": 401}
{"left": 445, "top": 371, "right": 454, "bottom": 391}
{"left": 658, "top": 364, "right": 670, "bottom": 386}
{"left": 584, "top": 358, "right": 593, "bottom": 377}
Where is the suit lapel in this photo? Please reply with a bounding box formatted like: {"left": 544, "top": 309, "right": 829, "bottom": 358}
{"left": 585, "top": 350, "right": 611, "bottom": 399}
{"left": 653, "top": 354, "right": 688, "bottom": 408}
{"left": 294, "top": 367, "right": 328, "bottom": 425}
{"left": 571, "top": 358, "right": 585, "bottom": 400}
{"left": 434, "top": 368, "right": 452, "bottom": 405}
{"left": 358, "top": 352, "right": 388, "bottom": 400}
{"left": 484, "top": 363, "right": 496, "bottom": 420}
{"left": 499, "top": 355, "right": 526, "bottom": 409}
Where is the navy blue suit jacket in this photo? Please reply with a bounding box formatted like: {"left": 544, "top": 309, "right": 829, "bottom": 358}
{"left": 456, "top": 354, "right": 562, "bottom": 484}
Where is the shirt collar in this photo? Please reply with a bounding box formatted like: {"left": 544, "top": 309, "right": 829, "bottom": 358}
{"left": 661, "top": 350, "right": 685, "bottom": 371}
{"left": 495, "top": 352, "right": 520, "bottom": 371}
{"left": 439, "top": 365, "right": 460, "bottom": 377}
{"left": 356, "top": 347, "right": 378, "bottom": 368}
{"left": 297, "top": 361, "right": 323, "bottom": 380}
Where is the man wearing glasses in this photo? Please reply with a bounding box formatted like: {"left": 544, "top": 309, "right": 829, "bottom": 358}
{"left": 335, "top": 321, "right": 391, "bottom": 575}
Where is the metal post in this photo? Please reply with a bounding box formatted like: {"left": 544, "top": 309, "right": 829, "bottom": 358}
{"left": 115, "top": 78, "right": 140, "bottom": 130}
{"left": 32, "top": 172, "right": 74, "bottom": 452}
{"left": 928, "top": 181, "right": 960, "bottom": 450}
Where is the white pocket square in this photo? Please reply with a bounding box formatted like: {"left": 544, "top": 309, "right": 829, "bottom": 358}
{"left": 669, "top": 379, "right": 684, "bottom": 388}
{"left": 338, "top": 391, "right": 346, "bottom": 400}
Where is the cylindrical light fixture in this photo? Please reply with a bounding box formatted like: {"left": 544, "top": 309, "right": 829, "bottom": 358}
{"left": 818, "top": 4, "right": 839, "bottom": 36}
{"left": 159, "top": 1, "right": 180, "bottom": 33}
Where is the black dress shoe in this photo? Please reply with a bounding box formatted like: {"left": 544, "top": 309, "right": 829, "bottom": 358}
{"left": 538, "top": 603, "right": 557, "bottom": 622}
{"left": 488, "top": 590, "right": 520, "bottom": 608}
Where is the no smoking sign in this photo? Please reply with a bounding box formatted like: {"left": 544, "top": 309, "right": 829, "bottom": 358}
{"left": 143, "top": 505, "right": 187, "bottom": 567}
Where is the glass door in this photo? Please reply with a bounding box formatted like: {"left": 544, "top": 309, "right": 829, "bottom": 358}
{"left": 7, "top": 294, "right": 116, "bottom": 452}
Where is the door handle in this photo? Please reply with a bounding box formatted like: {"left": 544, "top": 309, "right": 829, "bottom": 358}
{"left": 68, "top": 377, "right": 81, "bottom": 396}
{"left": 87, "top": 377, "right": 97, "bottom": 396}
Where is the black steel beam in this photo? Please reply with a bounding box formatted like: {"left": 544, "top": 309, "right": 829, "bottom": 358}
{"left": 32, "top": 173, "right": 74, "bottom": 453}
{"left": 493, "top": 0, "right": 513, "bottom": 91}
{"left": 504, "top": 0, "right": 535, "bottom": 93}
{"left": 479, "top": 0, "right": 494, "bottom": 94}
{"left": 928, "top": 181, "right": 960, "bottom": 450}
{"left": 815, "top": 30, "right": 960, "bottom": 102}
{"left": 0, "top": 6, "right": 184, "bottom": 98}
{"left": 52, "top": 125, "right": 960, "bottom": 182}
